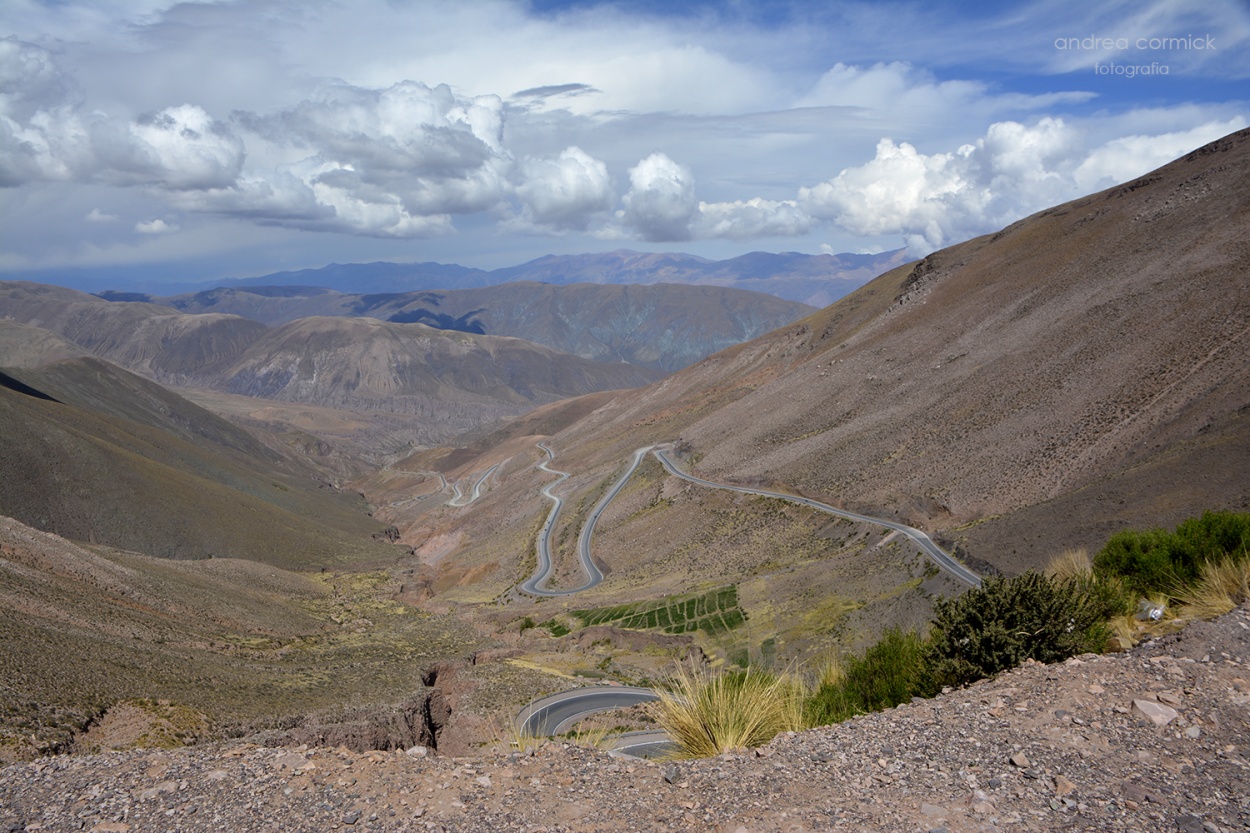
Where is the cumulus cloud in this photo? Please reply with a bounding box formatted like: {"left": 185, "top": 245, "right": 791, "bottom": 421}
{"left": 619, "top": 152, "right": 699, "bottom": 241}
{"left": 86, "top": 207, "right": 118, "bottom": 222}
{"left": 96, "top": 104, "right": 245, "bottom": 190}
{"left": 212, "top": 81, "right": 513, "bottom": 237}
{"left": 694, "top": 198, "right": 813, "bottom": 240}
{"left": 134, "top": 218, "right": 178, "bottom": 234}
{"left": 515, "top": 146, "right": 612, "bottom": 231}
{"left": 0, "top": 38, "right": 93, "bottom": 186}
{"left": 798, "top": 117, "right": 1245, "bottom": 256}
{"left": 1, "top": 40, "right": 243, "bottom": 193}
{"left": 612, "top": 153, "right": 815, "bottom": 242}
{"left": 0, "top": 36, "right": 76, "bottom": 121}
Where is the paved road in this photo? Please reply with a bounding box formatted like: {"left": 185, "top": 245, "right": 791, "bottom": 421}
{"left": 448, "top": 464, "right": 499, "bottom": 507}
{"left": 521, "top": 442, "right": 648, "bottom": 596}
{"left": 520, "top": 444, "right": 574, "bottom": 596}
{"left": 516, "top": 686, "right": 659, "bottom": 736}
{"left": 606, "top": 731, "right": 677, "bottom": 759}
{"left": 651, "top": 448, "right": 981, "bottom": 588}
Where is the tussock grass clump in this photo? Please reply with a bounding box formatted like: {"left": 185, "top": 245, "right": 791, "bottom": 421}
{"left": 1046, "top": 548, "right": 1092, "bottom": 581}
{"left": 1178, "top": 558, "right": 1250, "bottom": 619}
{"left": 646, "top": 663, "right": 805, "bottom": 758}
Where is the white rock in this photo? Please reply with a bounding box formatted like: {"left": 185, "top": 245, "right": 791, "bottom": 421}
{"left": 1133, "top": 698, "right": 1179, "bottom": 726}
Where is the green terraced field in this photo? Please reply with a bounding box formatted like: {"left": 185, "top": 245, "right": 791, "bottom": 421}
{"left": 571, "top": 586, "right": 746, "bottom": 635}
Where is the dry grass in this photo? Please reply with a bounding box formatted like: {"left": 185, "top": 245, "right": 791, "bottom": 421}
{"left": 1178, "top": 558, "right": 1250, "bottom": 620}
{"left": 1045, "top": 548, "right": 1093, "bottom": 582}
{"left": 485, "top": 717, "right": 545, "bottom": 756}
{"left": 645, "top": 662, "right": 806, "bottom": 758}
{"left": 812, "top": 657, "right": 844, "bottom": 690}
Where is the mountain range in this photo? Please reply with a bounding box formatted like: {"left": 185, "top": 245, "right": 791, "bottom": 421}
{"left": 212, "top": 248, "right": 907, "bottom": 307}
{"left": 120, "top": 281, "right": 814, "bottom": 373}
{"left": 2, "top": 127, "right": 1248, "bottom": 764}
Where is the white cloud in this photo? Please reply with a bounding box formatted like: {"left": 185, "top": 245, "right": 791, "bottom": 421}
{"left": 694, "top": 198, "right": 813, "bottom": 240}
{"left": 221, "top": 81, "right": 511, "bottom": 236}
{"left": 799, "top": 115, "right": 1249, "bottom": 256}
{"left": 98, "top": 104, "right": 244, "bottom": 190}
{"left": 1073, "top": 117, "right": 1248, "bottom": 191}
{"left": 619, "top": 152, "right": 699, "bottom": 242}
{"left": 800, "top": 61, "right": 989, "bottom": 115}
{"left": 86, "top": 207, "right": 118, "bottom": 222}
{"left": 0, "top": 41, "right": 243, "bottom": 193}
{"left": 135, "top": 218, "right": 177, "bottom": 234}
{"left": 2, "top": 1, "right": 1248, "bottom": 270}
{"left": 515, "top": 146, "right": 612, "bottom": 231}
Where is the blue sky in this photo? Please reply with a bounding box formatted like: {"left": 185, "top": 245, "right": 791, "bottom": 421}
{"left": 1, "top": 0, "right": 1247, "bottom": 289}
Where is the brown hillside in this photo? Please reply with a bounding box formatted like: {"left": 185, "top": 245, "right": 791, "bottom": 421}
{"left": 560, "top": 127, "right": 1250, "bottom": 572}
{"left": 0, "top": 515, "right": 487, "bottom": 760}
{"left": 0, "top": 281, "right": 266, "bottom": 380}
{"left": 217, "top": 316, "right": 660, "bottom": 435}
{"left": 0, "top": 286, "right": 663, "bottom": 446}
{"left": 0, "top": 356, "right": 399, "bottom": 567}
{"left": 370, "top": 128, "right": 1250, "bottom": 646}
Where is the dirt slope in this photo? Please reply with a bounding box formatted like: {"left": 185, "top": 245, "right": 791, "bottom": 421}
{"left": 0, "top": 355, "right": 399, "bottom": 566}
{"left": 2, "top": 604, "right": 1246, "bottom": 832}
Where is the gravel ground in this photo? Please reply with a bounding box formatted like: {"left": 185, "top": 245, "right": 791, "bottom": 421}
{"left": 3, "top": 604, "right": 1247, "bottom": 833}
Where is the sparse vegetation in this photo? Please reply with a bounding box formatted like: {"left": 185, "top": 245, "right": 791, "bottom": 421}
{"left": 1093, "top": 510, "right": 1250, "bottom": 598}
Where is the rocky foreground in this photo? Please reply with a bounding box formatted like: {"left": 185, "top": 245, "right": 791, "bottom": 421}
{"left": 3, "top": 605, "right": 1248, "bottom": 833}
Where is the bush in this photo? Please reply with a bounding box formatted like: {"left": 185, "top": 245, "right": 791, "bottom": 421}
{"left": 804, "top": 628, "right": 935, "bottom": 726}
{"left": 1094, "top": 511, "right": 1250, "bottom": 597}
{"left": 927, "top": 572, "right": 1112, "bottom": 689}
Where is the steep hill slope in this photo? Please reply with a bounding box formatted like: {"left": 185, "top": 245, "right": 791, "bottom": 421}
{"left": 543, "top": 128, "right": 1250, "bottom": 573}
{"left": 0, "top": 514, "right": 486, "bottom": 760}
{"left": 370, "top": 128, "right": 1250, "bottom": 650}
{"left": 151, "top": 282, "right": 816, "bottom": 372}
{"left": 0, "top": 349, "right": 400, "bottom": 566}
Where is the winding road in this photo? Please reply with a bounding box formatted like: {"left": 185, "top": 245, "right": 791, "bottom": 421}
{"left": 650, "top": 448, "right": 981, "bottom": 588}
{"left": 520, "top": 442, "right": 979, "bottom": 596}
{"left": 448, "top": 464, "right": 499, "bottom": 507}
{"left": 515, "top": 441, "right": 981, "bottom": 752}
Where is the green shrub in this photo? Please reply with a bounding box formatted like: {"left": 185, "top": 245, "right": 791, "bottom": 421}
{"left": 1093, "top": 511, "right": 1250, "bottom": 597}
{"left": 805, "top": 628, "right": 935, "bottom": 726}
{"left": 927, "top": 572, "right": 1112, "bottom": 689}
{"left": 539, "top": 619, "right": 570, "bottom": 637}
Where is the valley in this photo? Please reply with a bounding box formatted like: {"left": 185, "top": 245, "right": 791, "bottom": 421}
{"left": 1, "top": 128, "right": 1249, "bottom": 775}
